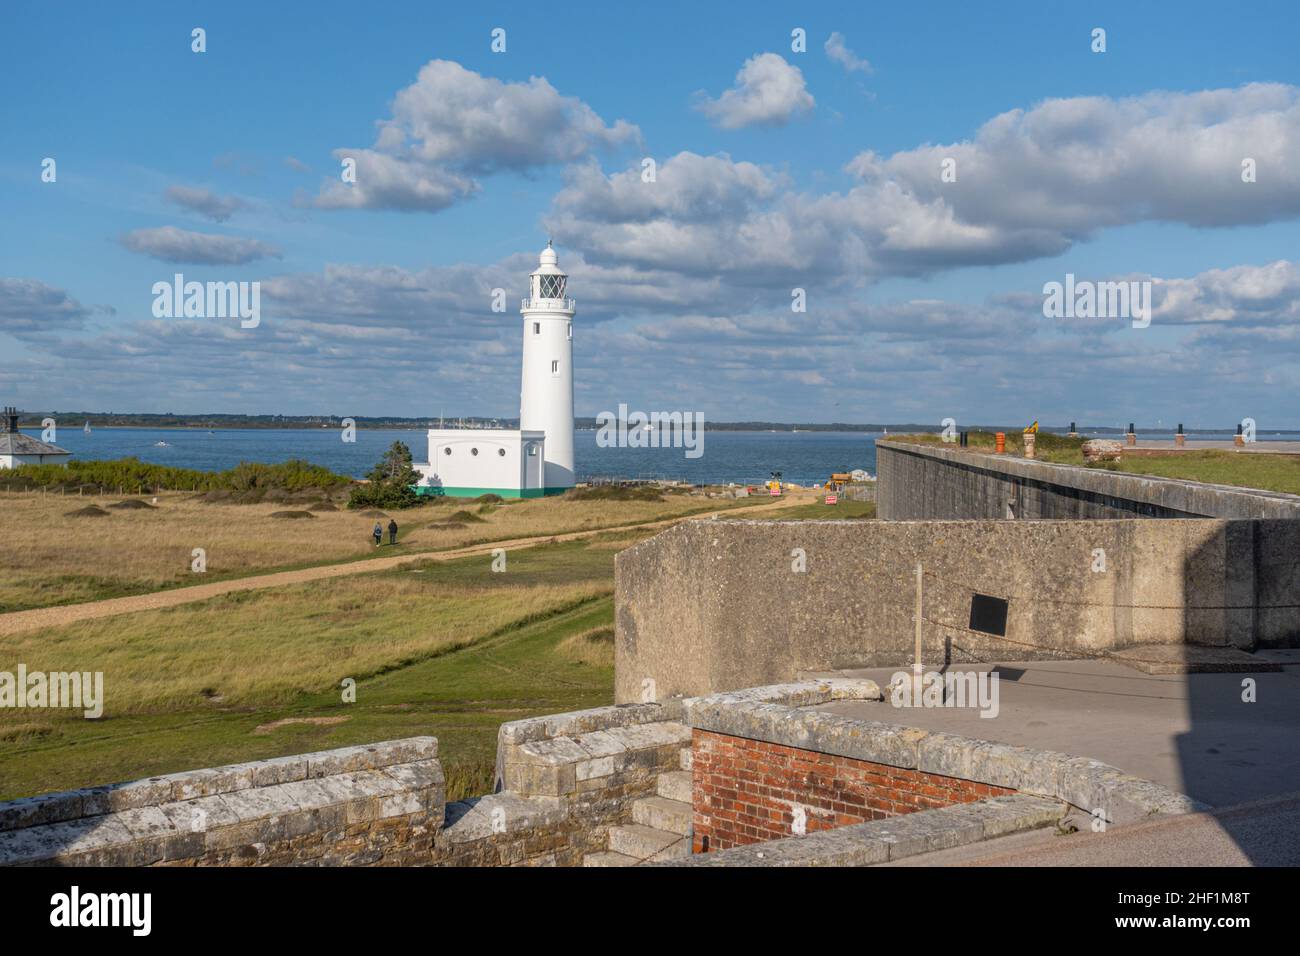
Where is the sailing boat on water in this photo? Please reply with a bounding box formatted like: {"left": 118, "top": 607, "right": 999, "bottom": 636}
{"left": 83, "top": 420, "right": 91, "bottom": 435}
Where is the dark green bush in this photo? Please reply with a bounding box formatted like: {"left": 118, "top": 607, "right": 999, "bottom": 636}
{"left": 347, "top": 441, "right": 424, "bottom": 510}
{"left": 1, "top": 456, "right": 350, "bottom": 494}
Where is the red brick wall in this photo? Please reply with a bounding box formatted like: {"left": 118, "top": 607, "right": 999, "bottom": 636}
{"left": 692, "top": 729, "right": 1015, "bottom": 852}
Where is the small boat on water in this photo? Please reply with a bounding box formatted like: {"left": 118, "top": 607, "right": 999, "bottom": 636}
{"left": 154, "top": 440, "right": 171, "bottom": 447}
{"left": 83, "top": 421, "right": 91, "bottom": 435}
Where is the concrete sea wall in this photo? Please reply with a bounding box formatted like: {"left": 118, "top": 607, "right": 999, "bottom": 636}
{"left": 876, "top": 440, "right": 1300, "bottom": 520}
{"left": 614, "top": 518, "right": 1300, "bottom": 701}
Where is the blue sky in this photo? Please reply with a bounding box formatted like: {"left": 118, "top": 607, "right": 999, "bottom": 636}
{"left": 3, "top": 0, "right": 1300, "bottom": 426}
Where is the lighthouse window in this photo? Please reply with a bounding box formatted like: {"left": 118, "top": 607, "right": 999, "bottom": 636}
{"left": 551, "top": 360, "right": 559, "bottom": 374}
{"left": 471, "top": 447, "right": 479, "bottom": 456}
{"left": 567, "top": 323, "right": 572, "bottom": 340}
{"left": 443, "top": 447, "right": 452, "bottom": 456}
{"left": 533, "top": 322, "right": 540, "bottom": 335}
{"left": 538, "top": 274, "right": 566, "bottom": 298}
{"left": 498, "top": 448, "right": 506, "bottom": 457}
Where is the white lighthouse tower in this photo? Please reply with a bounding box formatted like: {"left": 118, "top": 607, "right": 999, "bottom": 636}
{"left": 413, "top": 241, "right": 575, "bottom": 498}
{"left": 519, "top": 241, "right": 575, "bottom": 492}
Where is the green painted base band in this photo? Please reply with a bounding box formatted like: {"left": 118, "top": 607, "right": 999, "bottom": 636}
{"left": 413, "top": 485, "right": 570, "bottom": 499}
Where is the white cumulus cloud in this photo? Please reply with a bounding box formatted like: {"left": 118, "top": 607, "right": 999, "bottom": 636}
{"left": 312, "top": 60, "right": 640, "bottom": 212}
{"left": 695, "top": 53, "right": 814, "bottom": 129}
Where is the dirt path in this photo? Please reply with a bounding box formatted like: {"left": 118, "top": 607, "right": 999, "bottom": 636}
{"left": 0, "top": 492, "right": 814, "bottom": 637}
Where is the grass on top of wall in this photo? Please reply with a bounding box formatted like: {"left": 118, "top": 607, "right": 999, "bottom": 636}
{"left": 888, "top": 433, "right": 1300, "bottom": 495}
{"left": 1097, "top": 450, "right": 1300, "bottom": 496}
{"left": 888, "top": 431, "right": 1085, "bottom": 463}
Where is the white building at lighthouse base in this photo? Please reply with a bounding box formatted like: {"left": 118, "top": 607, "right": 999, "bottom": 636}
{"left": 413, "top": 428, "right": 547, "bottom": 499}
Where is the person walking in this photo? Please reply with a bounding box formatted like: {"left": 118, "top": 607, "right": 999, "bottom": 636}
{"left": 372, "top": 521, "right": 383, "bottom": 547}
{"left": 387, "top": 518, "right": 398, "bottom": 545}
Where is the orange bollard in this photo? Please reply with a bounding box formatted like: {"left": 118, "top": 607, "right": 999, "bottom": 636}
{"left": 995, "top": 432, "right": 1006, "bottom": 454}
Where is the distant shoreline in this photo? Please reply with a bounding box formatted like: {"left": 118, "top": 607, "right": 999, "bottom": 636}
{"left": 21, "top": 422, "right": 1300, "bottom": 436}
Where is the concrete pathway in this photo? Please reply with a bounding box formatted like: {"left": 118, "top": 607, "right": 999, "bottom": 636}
{"left": 814, "top": 658, "right": 1300, "bottom": 866}
{"left": 813, "top": 659, "right": 1300, "bottom": 807}
{"left": 885, "top": 791, "right": 1300, "bottom": 867}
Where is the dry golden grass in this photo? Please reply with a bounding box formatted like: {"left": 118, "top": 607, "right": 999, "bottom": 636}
{"left": 395, "top": 493, "right": 724, "bottom": 551}
{"left": 554, "top": 626, "right": 615, "bottom": 668}
{"left": 0, "top": 488, "right": 745, "bottom": 612}
{"left": 0, "top": 491, "right": 383, "bottom": 611}
{"left": 0, "top": 572, "right": 610, "bottom": 716}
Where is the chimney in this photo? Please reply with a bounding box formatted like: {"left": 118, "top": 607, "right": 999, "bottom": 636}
{"left": 4, "top": 406, "right": 17, "bottom": 434}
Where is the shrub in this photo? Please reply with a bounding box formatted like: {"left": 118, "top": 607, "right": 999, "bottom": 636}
{"left": 347, "top": 441, "right": 424, "bottom": 510}
{"left": 1, "top": 456, "right": 351, "bottom": 495}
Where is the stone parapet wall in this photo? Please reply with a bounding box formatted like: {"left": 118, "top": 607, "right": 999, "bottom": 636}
{"left": 0, "top": 680, "right": 1216, "bottom": 867}
{"left": 495, "top": 700, "right": 687, "bottom": 796}
{"left": 469, "top": 702, "right": 692, "bottom": 864}
{"left": 0, "top": 738, "right": 444, "bottom": 867}
{"left": 660, "top": 793, "right": 1065, "bottom": 866}
{"left": 436, "top": 793, "right": 587, "bottom": 867}
{"left": 0, "top": 695, "right": 702, "bottom": 868}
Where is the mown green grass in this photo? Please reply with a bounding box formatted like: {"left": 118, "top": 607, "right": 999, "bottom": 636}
{"left": 889, "top": 431, "right": 1085, "bottom": 463}
{"left": 1098, "top": 450, "right": 1300, "bottom": 495}
{"left": 747, "top": 498, "right": 877, "bottom": 521}
{"left": 888, "top": 434, "right": 1300, "bottom": 495}
{"left": 0, "top": 541, "right": 621, "bottom": 802}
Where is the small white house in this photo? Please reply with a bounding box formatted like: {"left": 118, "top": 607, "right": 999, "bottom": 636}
{"left": 0, "top": 406, "right": 71, "bottom": 469}
{"left": 419, "top": 429, "right": 547, "bottom": 498}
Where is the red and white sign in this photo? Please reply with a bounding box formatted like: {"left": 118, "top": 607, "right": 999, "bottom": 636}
{"left": 770, "top": 486, "right": 781, "bottom": 496}
{"left": 825, "top": 493, "right": 838, "bottom": 505}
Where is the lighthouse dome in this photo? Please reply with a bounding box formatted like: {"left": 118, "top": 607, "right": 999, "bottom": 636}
{"left": 529, "top": 240, "right": 569, "bottom": 301}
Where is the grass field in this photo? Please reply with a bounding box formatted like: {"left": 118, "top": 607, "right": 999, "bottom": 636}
{"left": 729, "top": 498, "right": 876, "bottom": 520}
{"left": 889, "top": 433, "right": 1300, "bottom": 495}
{"left": 0, "top": 487, "right": 760, "bottom": 613}
{"left": 0, "top": 539, "right": 619, "bottom": 801}
{"left": 0, "top": 489, "right": 856, "bottom": 802}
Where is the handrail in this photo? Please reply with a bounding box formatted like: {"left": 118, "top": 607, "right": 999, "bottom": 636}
{"left": 521, "top": 296, "right": 576, "bottom": 311}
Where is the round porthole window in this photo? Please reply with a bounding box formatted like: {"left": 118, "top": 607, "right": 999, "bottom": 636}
{"left": 471, "top": 447, "right": 479, "bottom": 456}
{"left": 443, "top": 447, "right": 451, "bottom": 455}
{"left": 498, "top": 448, "right": 506, "bottom": 457}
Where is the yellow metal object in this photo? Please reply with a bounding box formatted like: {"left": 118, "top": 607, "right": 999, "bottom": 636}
{"left": 1023, "top": 420, "right": 1039, "bottom": 434}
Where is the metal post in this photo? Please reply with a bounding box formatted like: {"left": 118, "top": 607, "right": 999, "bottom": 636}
{"left": 914, "top": 562, "right": 924, "bottom": 696}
